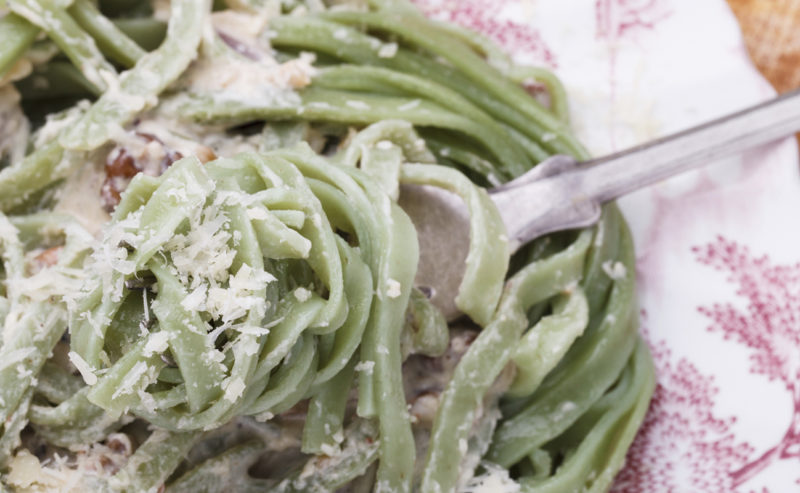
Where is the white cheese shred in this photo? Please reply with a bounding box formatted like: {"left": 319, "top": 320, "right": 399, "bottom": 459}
{"left": 68, "top": 351, "right": 97, "bottom": 386}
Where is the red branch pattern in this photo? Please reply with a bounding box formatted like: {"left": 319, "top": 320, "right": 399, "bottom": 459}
{"left": 593, "top": 0, "right": 671, "bottom": 149}
{"left": 411, "top": 0, "right": 557, "bottom": 66}
{"left": 595, "top": 0, "right": 672, "bottom": 42}
{"left": 615, "top": 238, "right": 800, "bottom": 490}
{"left": 694, "top": 237, "right": 800, "bottom": 487}
{"left": 612, "top": 334, "right": 754, "bottom": 492}
{"left": 694, "top": 238, "right": 800, "bottom": 390}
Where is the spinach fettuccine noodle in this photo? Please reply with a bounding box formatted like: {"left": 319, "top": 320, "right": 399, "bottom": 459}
{"left": 0, "top": 0, "right": 655, "bottom": 492}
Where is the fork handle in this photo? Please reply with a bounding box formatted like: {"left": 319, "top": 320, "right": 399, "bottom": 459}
{"left": 490, "top": 88, "right": 800, "bottom": 250}
{"left": 581, "top": 88, "right": 800, "bottom": 202}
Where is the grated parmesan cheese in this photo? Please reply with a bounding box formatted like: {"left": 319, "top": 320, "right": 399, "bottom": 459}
{"left": 223, "top": 376, "right": 246, "bottom": 402}
{"left": 68, "top": 351, "right": 97, "bottom": 385}
{"left": 345, "top": 100, "right": 370, "bottom": 110}
{"left": 293, "top": 287, "right": 312, "bottom": 302}
{"left": 0, "top": 347, "right": 36, "bottom": 372}
{"left": 204, "top": 264, "right": 274, "bottom": 328}
{"left": 319, "top": 443, "right": 339, "bottom": 456}
{"left": 143, "top": 331, "right": 171, "bottom": 357}
{"left": 375, "top": 140, "right": 394, "bottom": 150}
{"left": 397, "top": 99, "right": 421, "bottom": 111}
{"left": 137, "top": 389, "right": 158, "bottom": 413}
{"left": 166, "top": 204, "right": 235, "bottom": 287}
{"left": 377, "top": 42, "right": 398, "bottom": 58}
{"left": 385, "top": 278, "right": 402, "bottom": 299}
{"left": 459, "top": 463, "right": 520, "bottom": 493}
{"left": 204, "top": 348, "right": 226, "bottom": 364}
{"left": 601, "top": 260, "right": 627, "bottom": 280}
{"left": 254, "top": 411, "right": 274, "bottom": 422}
{"left": 541, "top": 132, "right": 557, "bottom": 142}
{"left": 354, "top": 360, "right": 375, "bottom": 375}
{"left": 112, "top": 361, "right": 150, "bottom": 399}
{"left": 181, "top": 284, "right": 208, "bottom": 312}
{"left": 247, "top": 206, "right": 270, "bottom": 220}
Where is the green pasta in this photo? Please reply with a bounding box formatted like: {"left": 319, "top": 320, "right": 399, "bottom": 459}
{"left": 0, "top": 13, "right": 39, "bottom": 79}
{"left": 8, "top": 0, "right": 118, "bottom": 92}
{"left": 0, "top": 1, "right": 654, "bottom": 492}
{"left": 68, "top": 0, "right": 146, "bottom": 68}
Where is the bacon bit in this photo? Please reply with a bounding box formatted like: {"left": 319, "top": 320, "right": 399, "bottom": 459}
{"left": 101, "top": 148, "right": 138, "bottom": 211}
{"left": 98, "top": 455, "right": 114, "bottom": 473}
{"left": 284, "top": 63, "right": 314, "bottom": 89}
{"left": 32, "top": 246, "right": 62, "bottom": 271}
{"left": 106, "top": 435, "right": 131, "bottom": 455}
{"left": 101, "top": 133, "right": 184, "bottom": 212}
{"left": 311, "top": 454, "right": 335, "bottom": 467}
{"left": 195, "top": 145, "right": 217, "bottom": 164}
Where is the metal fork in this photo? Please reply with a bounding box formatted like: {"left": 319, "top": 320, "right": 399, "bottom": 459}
{"left": 400, "top": 89, "right": 800, "bottom": 319}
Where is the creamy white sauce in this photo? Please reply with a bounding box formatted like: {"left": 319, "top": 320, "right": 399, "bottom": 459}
{"left": 53, "top": 153, "right": 110, "bottom": 237}
{"left": 0, "top": 86, "right": 30, "bottom": 165}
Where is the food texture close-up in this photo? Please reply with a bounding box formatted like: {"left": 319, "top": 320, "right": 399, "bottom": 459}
{"left": 0, "top": 0, "right": 798, "bottom": 492}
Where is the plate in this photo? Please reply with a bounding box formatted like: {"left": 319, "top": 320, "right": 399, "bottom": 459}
{"left": 413, "top": 0, "right": 800, "bottom": 490}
